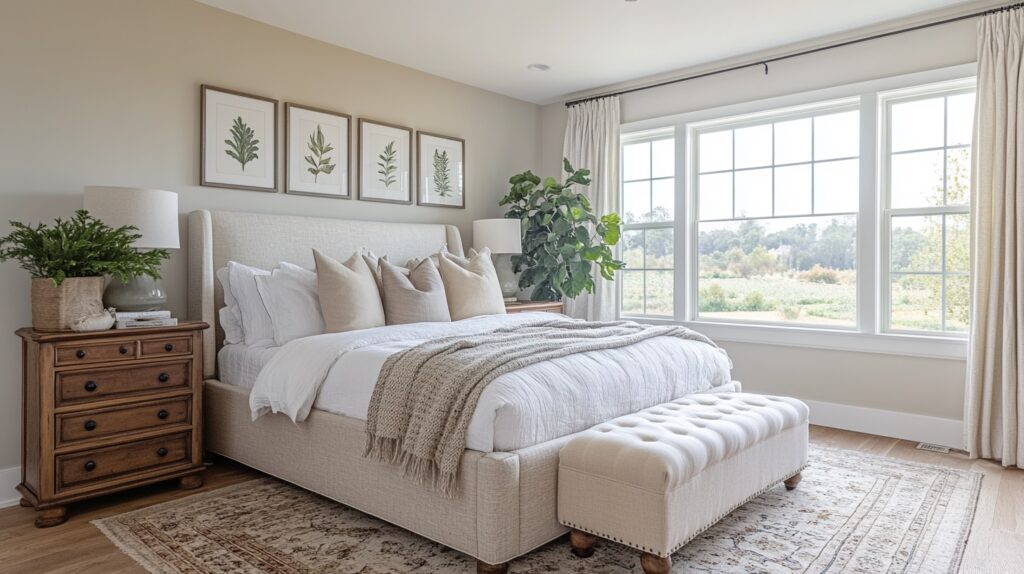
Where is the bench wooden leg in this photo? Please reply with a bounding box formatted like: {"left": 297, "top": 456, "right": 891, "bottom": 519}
{"left": 569, "top": 529, "right": 597, "bottom": 558}
{"left": 784, "top": 471, "right": 803, "bottom": 491}
{"left": 640, "top": 552, "right": 671, "bottom": 574}
{"left": 476, "top": 559, "right": 509, "bottom": 574}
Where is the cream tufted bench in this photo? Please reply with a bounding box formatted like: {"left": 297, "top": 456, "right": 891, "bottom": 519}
{"left": 557, "top": 392, "right": 809, "bottom": 573}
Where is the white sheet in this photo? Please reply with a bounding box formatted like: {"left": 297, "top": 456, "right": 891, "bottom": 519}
{"left": 249, "top": 313, "right": 732, "bottom": 452}
{"left": 218, "top": 343, "right": 279, "bottom": 389}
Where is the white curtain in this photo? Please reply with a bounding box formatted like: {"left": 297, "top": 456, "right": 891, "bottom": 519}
{"left": 965, "top": 7, "right": 1024, "bottom": 467}
{"left": 561, "top": 96, "right": 621, "bottom": 320}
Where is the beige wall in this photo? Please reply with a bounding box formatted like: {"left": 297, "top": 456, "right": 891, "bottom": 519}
{"left": 0, "top": 0, "right": 541, "bottom": 470}
{"left": 540, "top": 19, "right": 978, "bottom": 424}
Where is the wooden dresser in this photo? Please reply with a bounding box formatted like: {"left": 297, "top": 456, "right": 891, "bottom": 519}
{"left": 16, "top": 321, "right": 208, "bottom": 527}
{"left": 504, "top": 300, "right": 564, "bottom": 314}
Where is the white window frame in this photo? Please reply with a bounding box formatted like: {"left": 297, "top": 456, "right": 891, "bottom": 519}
{"left": 618, "top": 63, "right": 975, "bottom": 359}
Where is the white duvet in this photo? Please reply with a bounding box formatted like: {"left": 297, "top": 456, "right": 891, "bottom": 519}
{"left": 250, "top": 312, "right": 732, "bottom": 452}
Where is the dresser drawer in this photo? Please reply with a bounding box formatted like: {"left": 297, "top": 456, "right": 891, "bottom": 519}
{"left": 55, "top": 340, "right": 137, "bottom": 366}
{"left": 57, "top": 362, "right": 190, "bottom": 405}
{"left": 56, "top": 397, "right": 191, "bottom": 447}
{"left": 140, "top": 336, "right": 191, "bottom": 358}
{"left": 56, "top": 433, "right": 191, "bottom": 490}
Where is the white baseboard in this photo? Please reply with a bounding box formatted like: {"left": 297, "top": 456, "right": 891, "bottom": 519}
{"left": 803, "top": 399, "right": 964, "bottom": 449}
{"left": 0, "top": 466, "right": 21, "bottom": 509}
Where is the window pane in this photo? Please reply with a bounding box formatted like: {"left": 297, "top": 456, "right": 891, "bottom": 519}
{"left": 622, "top": 230, "right": 644, "bottom": 269}
{"left": 774, "top": 118, "right": 811, "bottom": 165}
{"left": 734, "top": 124, "right": 772, "bottom": 169}
{"left": 651, "top": 178, "right": 674, "bottom": 222}
{"left": 774, "top": 164, "right": 812, "bottom": 216}
{"left": 891, "top": 215, "right": 942, "bottom": 272}
{"left": 946, "top": 147, "right": 971, "bottom": 205}
{"left": 891, "top": 98, "right": 944, "bottom": 152}
{"left": 645, "top": 270, "right": 674, "bottom": 316}
{"left": 699, "top": 131, "right": 732, "bottom": 172}
{"left": 814, "top": 159, "right": 858, "bottom": 213}
{"left": 699, "top": 173, "right": 732, "bottom": 220}
{"left": 645, "top": 228, "right": 673, "bottom": 269}
{"left": 890, "top": 149, "right": 944, "bottom": 208}
{"left": 890, "top": 274, "right": 942, "bottom": 331}
{"left": 946, "top": 93, "right": 976, "bottom": 146}
{"left": 623, "top": 142, "right": 650, "bottom": 180}
{"left": 946, "top": 275, "right": 969, "bottom": 332}
{"left": 734, "top": 169, "right": 772, "bottom": 218}
{"left": 814, "top": 111, "right": 859, "bottom": 160}
{"left": 623, "top": 180, "right": 650, "bottom": 224}
{"left": 651, "top": 139, "right": 675, "bottom": 178}
{"left": 620, "top": 271, "right": 644, "bottom": 314}
{"left": 697, "top": 215, "right": 856, "bottom": 326}
{"left": 946, "top": 213, "right": 969, "bottom": 273}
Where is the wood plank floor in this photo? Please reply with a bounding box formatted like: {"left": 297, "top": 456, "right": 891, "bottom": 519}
{"left": 0, "top": 426, "right": 1021, "bottom": 573}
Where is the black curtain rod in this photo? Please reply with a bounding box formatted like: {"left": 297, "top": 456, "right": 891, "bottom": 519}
{"left": 565, "top": 1, "right": 1023, "bottom": 107}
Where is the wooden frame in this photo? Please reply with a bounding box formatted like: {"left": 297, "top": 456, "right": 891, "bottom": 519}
{"left": 416, "top": 131, "right": 466, "bottom": 209}
{"left": 200, "top": 84, "right": 278, "bottom": 193}
{"left": 285, "top": 102, "right": 352, "bottom": 199}
{"left": 357, "top": 118, "right": 413, "bottom": 204}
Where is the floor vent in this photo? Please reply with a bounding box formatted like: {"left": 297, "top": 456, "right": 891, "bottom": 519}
{"left": 916, "top": 442, "right": 952, "bottom": 454}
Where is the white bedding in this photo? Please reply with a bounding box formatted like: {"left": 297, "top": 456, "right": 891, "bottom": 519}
{"left": 218, "top": 343, "right": 279, "bottom": 389}
{"left": 246, "top": 312, "right": 732, "bottom": 452}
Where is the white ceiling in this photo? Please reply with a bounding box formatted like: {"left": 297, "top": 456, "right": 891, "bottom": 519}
{"left": 198, "top": 0, "right": 977, "bottom": 104}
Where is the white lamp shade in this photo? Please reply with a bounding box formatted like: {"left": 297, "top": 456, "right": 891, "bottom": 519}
{"left": 83, "top": 186, "right": 179, "bottom": 249}
{"left": 473, "top": 218, "right": 522, "bottom": 255}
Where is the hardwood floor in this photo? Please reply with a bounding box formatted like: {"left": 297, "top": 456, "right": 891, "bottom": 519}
{"left": 0, "top": 426, "right": 1021, "bottom": 573}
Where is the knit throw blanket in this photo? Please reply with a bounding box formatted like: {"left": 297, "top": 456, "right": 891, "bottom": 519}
{"left": 363, "top": 318, "right": 719, "bottom": 497}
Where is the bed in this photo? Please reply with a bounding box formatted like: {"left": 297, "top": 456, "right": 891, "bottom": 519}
{"left": 187, "top": 209, "right": 736, "bottom": 572}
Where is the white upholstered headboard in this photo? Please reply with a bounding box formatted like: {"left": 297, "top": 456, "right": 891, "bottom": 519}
{"left": 187, "top": 209, "right": 464, "bottom": 378}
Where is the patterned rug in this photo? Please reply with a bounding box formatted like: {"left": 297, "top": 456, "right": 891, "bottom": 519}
{"left": 94, "top": 445, "right": 981, "bottom": 573}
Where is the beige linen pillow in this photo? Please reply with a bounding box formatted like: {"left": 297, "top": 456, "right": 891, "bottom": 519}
{"left": 379, "top": 258, "right": 451, "bottom": 325}
{"left": 313, "top": 249, "right": 386, "bottom": 333}
{"left": 438, "top": 248, "right": 506, "bottom": 320}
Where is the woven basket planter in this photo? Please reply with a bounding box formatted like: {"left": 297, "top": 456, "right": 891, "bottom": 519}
{"left": 31, "top": 277, "right": 105, "bottom": 332}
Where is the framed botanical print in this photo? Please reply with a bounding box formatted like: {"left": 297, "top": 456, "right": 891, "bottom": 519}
{"left": 358, "top": 118, "right": 412, "bottom": 204}
{"left": 417, "top": 132, "right": 465, "bottom": 208}
{"left": 285, "top": 103, "right": 351, "bottom": 199}
{"left": 201, "top": 85, "right": 277, "bottom": 192}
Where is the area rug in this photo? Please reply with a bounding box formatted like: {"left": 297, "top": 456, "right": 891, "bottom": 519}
{"left": 93, "top": 445, "right": 981, "bottom": 573}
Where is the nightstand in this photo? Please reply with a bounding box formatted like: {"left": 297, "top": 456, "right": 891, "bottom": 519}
{"left": 15, "top": 321, "right": 208, "bottom": 527}
{"left": 504, "top": 300, "right": 564, "bottom": 314}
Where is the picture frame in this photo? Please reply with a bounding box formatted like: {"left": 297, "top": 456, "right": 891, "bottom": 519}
{"left": 417, "top": 131, "right": 465, "bottom": 209}
{"left": 358, "top": 118, "right": 413, "bottom": 204}
{"left": 200, "top": 85, "right": 277, "bottom": 192}
{"left": 285, "top": 103, "right": 351, "bottom": 199}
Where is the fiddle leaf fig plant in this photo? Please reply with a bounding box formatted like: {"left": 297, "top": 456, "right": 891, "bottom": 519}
{"left": 499, "top": 158, "right": 625, "bottom": 301}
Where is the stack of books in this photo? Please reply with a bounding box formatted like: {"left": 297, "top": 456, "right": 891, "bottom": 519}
{"left": 114, "top": 310, "right": 178, "bottom": 329}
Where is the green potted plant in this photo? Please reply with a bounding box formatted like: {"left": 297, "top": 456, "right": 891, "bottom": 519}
{"left": 500, "top": 159, "right": 625, "bottom": 301}
{"left": 0, "top": 210, "right": 169, "bottom": 331}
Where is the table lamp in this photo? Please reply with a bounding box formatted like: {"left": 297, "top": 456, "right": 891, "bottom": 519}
{"left": 473, "top": 218, "right": 522, "bottom": 303}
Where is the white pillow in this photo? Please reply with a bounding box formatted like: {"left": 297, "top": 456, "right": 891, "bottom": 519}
{"left": 227, "top": 261, "right": 274, "bottom": 346}
{"left": 255, "top": 262, "right": 325, "bottom": 346}
{"left": 215, "top": 267, "right": 244, "bottom": 344}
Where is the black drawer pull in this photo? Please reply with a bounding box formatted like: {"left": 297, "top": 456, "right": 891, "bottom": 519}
{"left": 84, "top": 381, "right": 97, "bottom": 392}
{"left": 75, "top": 350, "right": 86, "bottom": 359}
{"left": 164, "top": 343, "right": 174, "bottom": 352}
{"left": 119, "top": 345, "right": 129, "bottom": 355}
{"left": 158, "top": 372, "right": 170, "bottom": 383}
{"left": 84, "top": 420, "right": 97, "bottom": 431}
{"left": 157, "top": 410, "right": 169, "bottom": 420}
{"left": 84, "top": 460, "right": 96, "bottom": 472}
{"left": 156, "top": 447, "right": 168, "bottom": 457}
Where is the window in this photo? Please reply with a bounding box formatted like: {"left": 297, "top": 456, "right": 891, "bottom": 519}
{"left": 694, "top": 104, "right": 860, "bottom": 327}
{"left": 882, "top": 86, "right": 974, "bottom": 333}
{"left": 620, "top": 132, "right": 674, "bottom": 317}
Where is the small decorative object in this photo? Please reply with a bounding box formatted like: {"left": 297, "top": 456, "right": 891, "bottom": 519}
{"left": 0, "top": 211, "right": 168, "bottom": 331}
{"left": 201, "top": 85, "right": 278, "bottom": 192}
{"left": 473, "top": 218, "right": 522, "bottom": 302}
{"left": 500, "top": 159, "right": 625, "bottom": 301}
{"left": 84, "top": 187, "right": 180, "bottom": 311}
{"left": 358, "top": 118, "right": 412, "bottom": 204}
{"left": 417, "top": 131, "right": 465, "bottom": 208}
{"left": 286, "top": 103, "right": 351, "bottom": 198}
{"left": 70, "top": 308, "right": 115, "bottom": 332}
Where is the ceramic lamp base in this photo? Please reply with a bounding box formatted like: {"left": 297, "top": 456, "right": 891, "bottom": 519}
{"left": 104, "top": 276, "right": 166, "bottom": 312}
{"left": 492, "top": 254, "right": 519, "bottom": 300}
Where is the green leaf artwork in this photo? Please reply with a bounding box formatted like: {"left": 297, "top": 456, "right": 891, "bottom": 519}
{"left": 303, "top": 124, "right": 336, "bottom": 183}
{"left": 224, "top": 116, "right": 260, "bottom": 171}
{"left": 377, "top": 140, "right": 398, "bottom": 189}
{"left": 432, "top": 149, "right": 452, "bottom": 197}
